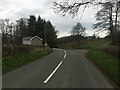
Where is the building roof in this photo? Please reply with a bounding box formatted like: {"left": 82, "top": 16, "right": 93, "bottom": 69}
{"left": 23, "top": 36, "right": 42, "bottom": 41}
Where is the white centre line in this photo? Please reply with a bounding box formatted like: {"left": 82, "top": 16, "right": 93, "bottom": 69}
{"left": 43, "top": 61, "right": 63, "bottom": 84}
{"left": 64, "top": 54, "right": 67, "bottom": 59}
{"left": 63, "top": 50, "right": 67, "bottom": 59}
{"left": 64, "top": 50, "right": 66, "bottom": 54}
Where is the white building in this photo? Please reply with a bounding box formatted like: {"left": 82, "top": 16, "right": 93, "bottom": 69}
{"left": 23, "top": 36, "right": 42, "bottom": 46}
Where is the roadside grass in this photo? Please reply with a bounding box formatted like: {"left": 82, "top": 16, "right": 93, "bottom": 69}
{"left": 87, "top": 49, "right": 119, "bottom": 86}
{"left": 2, "top": 48, "right": 53, "bottom": 74}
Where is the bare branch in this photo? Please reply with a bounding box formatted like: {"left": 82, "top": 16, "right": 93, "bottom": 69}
{"left": 52, "top": 1, "right": 91, "bottom": 17}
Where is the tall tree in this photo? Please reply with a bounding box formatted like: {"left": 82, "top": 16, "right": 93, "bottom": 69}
{"left": 93, "top": 1, "right": 120, "bottom": 45}
{"left": 45, "top": 21, "right": 58, "bottom": 47}
{"left": 2, "top": 15, "right": 58, "bottom": 47}
{"left": 28, "top": 15, "right": 36, "bottom": 37}
{"left": 27, "top": 15, "right": 58, "bottom": 47}
{"left": 35, "top": 16, "right": 42, "bottom": 36}
{"left": 93, "top": 2, "right": 114, "bottom": 35}
{"left": 14, "top": 18, "right": 28, "bottom": 44}
{"left": 35, "top": 16, "right": 45, "bottom": 39}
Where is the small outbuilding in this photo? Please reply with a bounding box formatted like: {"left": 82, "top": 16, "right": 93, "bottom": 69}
{"left": 23, "top": 36, "right": 42, "bottom": 46}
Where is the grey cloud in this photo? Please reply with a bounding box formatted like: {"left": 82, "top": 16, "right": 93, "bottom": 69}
{"left": 82, "top": 22, "right": 95, "bottom": 30}
{"left": 14, "top": 8, "right": 44, "bottom": 18}
{"left": 50, "top": 16, "right": 77, "bottom": 31}
{"left": 47, "top": 12, "right": 95, "bottom": 32}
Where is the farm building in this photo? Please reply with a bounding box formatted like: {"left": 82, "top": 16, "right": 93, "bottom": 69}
{"left": 23, "top": 36, "right": 42, "bottom": 46}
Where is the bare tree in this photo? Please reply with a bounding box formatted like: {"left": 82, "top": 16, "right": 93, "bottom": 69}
{"left": 71, "top": 22, "right": 86, "bottom": 45}
{"left": 71, "top": 22, "right": 86, "bottom": 36}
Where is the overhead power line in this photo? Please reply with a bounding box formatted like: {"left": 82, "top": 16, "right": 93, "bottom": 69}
{"left": 79, "top": 4, "right": 87, "bottom": 22}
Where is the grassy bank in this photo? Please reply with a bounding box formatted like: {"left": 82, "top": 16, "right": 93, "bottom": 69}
{"left": 59, "top": 39, "right": 109, "bottom": 49}
{"left": 2, "top": 48, "right": 53, "bottom": 74}
{"left": 87, "top": 49, "right": 119, "bottom": 86}
{"left": 79, "top": 39, "right": 109, "bottom": 50}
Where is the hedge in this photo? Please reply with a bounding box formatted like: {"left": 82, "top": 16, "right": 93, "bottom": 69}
{"left": 2, "top": 45, "right": 43, "bottom": 57}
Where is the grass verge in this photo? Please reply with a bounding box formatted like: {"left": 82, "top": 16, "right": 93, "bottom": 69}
{"left": 87, "top": 49, "right": 119, "bottom": 86}
{"left": 2, "top": 48, "right": 53, "bottom": 74}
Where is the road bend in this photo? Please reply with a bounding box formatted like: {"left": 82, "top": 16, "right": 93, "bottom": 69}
{"left": 3, "top": 49, "right": 114, "bottom": 88}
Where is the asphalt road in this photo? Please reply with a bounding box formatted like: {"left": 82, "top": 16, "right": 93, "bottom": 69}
{"left": 2, "top": 49, "right": 114, "bottom": 88}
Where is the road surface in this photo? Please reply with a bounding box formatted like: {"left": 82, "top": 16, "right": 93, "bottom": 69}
{"left": 2, "top": 49, "right": 114, "bottom": 88}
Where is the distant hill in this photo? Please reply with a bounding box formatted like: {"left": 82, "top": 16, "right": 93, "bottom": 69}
{"left": 57, "top": 35, "right": 85, "bottom": 45}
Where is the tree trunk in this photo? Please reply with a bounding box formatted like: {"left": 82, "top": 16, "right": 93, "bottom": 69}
{"left": 114, "top": 2, "right": 119, "bottom": 45}
{"left": 109, "top": 4, "right": 114, "bottom": 45}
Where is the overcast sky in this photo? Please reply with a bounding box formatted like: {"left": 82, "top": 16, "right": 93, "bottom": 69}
{"left": 0, "top": 0, "right": 107, "bottom": 38}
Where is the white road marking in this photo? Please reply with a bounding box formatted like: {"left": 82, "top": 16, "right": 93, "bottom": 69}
{"left": 44, "top": 49, "right": 66, "bottom": 84}
{"left": 64, "top": 50, "right": 66, "bottom": 54}
{"left": 43, "top": 61, "right": 63, "bottom": 84}
{"left": 63, "top": 50, "right": 67, "bottom": 59}
{"left": 64, "top": 54, "right": 67, "bottom": 59}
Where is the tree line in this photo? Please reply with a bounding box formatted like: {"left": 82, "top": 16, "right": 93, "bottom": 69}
{"left": 0, "top": 15, "right": 58, "bottom": 48}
